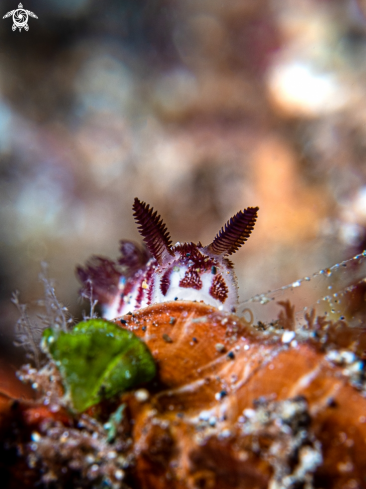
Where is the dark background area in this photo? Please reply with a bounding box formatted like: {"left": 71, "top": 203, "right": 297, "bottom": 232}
{"left": 1, "top": 0, "right": 366, "bottom": 379}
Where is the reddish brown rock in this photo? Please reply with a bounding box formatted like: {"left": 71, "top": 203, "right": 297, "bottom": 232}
{"left": 1, "top": 301, "right": 366, "bottom": 488}
{"left": 111, "top": 302, "right": 366, "bottom": 489}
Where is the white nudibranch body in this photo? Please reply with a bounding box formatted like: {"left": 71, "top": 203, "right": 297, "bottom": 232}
{"left": 77, "top": 199, "right": 258, "bottom": 318}
{"left": 104, "top": 244, "right": 239, "bottom": 319}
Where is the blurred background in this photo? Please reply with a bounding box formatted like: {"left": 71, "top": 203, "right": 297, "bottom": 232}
{"left": 1, "top": 0, "right": 366, "bottom": 375}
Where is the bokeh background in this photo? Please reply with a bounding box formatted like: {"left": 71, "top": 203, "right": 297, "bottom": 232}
{"left": 1, "top": 0, "right": 366, "bottom": 376}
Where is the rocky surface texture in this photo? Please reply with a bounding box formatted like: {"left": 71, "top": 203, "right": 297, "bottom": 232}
{"left": 1, "top": 301, "right": 366, "bottom": 488}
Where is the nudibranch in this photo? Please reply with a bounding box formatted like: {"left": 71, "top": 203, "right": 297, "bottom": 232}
{"left": 77, "top": 198, "right": 259, "bottom": 319}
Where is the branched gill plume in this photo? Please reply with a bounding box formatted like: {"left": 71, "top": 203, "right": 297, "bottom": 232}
{"left": 207, "top": 206, "right": 259, "bottom": 256}
{"left": 132, "top": 197, "right": 173, "bottom": 261}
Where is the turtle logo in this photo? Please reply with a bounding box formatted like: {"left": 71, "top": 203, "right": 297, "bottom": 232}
{"left": 3, "top": 3, "right": 38, "bottom": 31}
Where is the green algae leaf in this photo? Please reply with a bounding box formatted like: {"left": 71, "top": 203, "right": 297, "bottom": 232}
{"left": 42, "top": 319, "right": 156, "bottom": 412}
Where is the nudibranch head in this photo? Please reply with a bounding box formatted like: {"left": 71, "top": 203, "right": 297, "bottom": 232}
{"left": 77, "top": 198, "right": 258, "bottom": 318}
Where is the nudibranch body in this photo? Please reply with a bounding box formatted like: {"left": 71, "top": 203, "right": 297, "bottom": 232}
{"left": 77, "top": 198, "right": 258, "bottom": 319}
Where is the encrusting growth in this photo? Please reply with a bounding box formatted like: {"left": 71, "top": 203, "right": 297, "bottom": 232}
{"left": 3, "top": 299, "right": 366, "bottom": 489}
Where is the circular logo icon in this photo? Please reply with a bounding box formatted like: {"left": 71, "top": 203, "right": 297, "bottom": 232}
{"left": 3, "top": 3, "right": 38, "bottom": 32}
{"left": 12, "top": 8, "right": 28, "bottom": 31}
